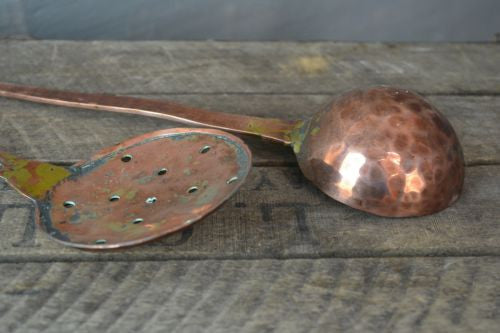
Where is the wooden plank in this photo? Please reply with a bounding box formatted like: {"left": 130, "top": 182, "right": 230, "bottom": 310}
{"left": 1, "top": 41, "right": 499, "bottom": 95}
{"left": 0, "top": 165, "right": 498, "bottom": 261}
{"left": 0, "top": 257, "right": 498, "bottom": 332}
{"left": 1, "top": 94, "right": 499, "bottom": 166}
{"left": 1, "top": 40, "right": 497, "bottom": 333}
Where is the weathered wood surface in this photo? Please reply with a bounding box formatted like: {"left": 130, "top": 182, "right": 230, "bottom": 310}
{"left": 0, "top": 165, "right": 499, "bottom": 261}
{"left": 1, "top": 41, "right": 499, "bottom": 95}
{"left": 0, "top": 41, "right": 499, "bottom": 332}
{"left": 0, "top": 94, "right": 499, "bottom": 166}
{"left": 1, "top": 258, "right": 499, "bottom": 333}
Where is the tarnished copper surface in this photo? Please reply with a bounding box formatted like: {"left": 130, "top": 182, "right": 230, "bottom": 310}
{"left": 0, "top": 151, "right": 71, "bottom": 200}
{"left": 295, "top": 87, "right": 464, "bottom": 217}
{"left": 0, "top": 82, "right": 465, "bottom": 217}
{"left": 0, "top": 128, "right": 251, "bottom": 249}
{"left": 0, "top": 82, "right": 297, "bottom": 144}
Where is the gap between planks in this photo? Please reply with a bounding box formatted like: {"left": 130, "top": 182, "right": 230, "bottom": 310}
{"left": 45, "top": 160, "right": 500, "bottom": 168}
{"left": 106, "top": 91, "right": 500, "bottom": 97}
{"left": 1, "top": 254, "right": 500, "bottom": 265}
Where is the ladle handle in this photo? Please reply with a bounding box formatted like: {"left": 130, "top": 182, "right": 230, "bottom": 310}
{"left": 0, "top": 82, "right": 300, "bottom": 145}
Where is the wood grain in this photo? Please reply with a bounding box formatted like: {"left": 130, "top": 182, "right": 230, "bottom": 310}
{"left": 0, "top": 40, "right": 499, "bottom": 332}
{"left": 0, "top": 165, "right": 498, "bottom": 261}
{"left": 0, "top": 258, "right": 499, "bottom": 333}
{"left": 1, "top": 41, "right": 499, "bottom": 95}
{"left": 0, "top": 94, "right": 499, "bottom": 166}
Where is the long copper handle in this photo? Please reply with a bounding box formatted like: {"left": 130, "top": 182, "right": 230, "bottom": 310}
{"left": 0, "top": 82, "right": 300, "bottom": 145}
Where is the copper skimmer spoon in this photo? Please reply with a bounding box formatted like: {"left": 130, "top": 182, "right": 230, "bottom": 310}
{"left": 0, "top": 82, "right": 464, "bottom": 217}
{"left": 0, "top": 128, "right": 251, "bottom": 249}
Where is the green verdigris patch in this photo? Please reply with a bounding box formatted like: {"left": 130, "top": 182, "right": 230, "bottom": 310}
{"left": 288, "top": 121, "right": 308, "bottom": 154}
{"left": 0, "top": 152, "right": 71, "bottom": 199}
{"left": 79, "top": 210, "right": 98, "bottom": 221}
{"left": 137, "top": 174, "right": 155, "bottom": 185}
{"left": 196, "top": 185, "right": 219, "bottom": 206}
{"left": 125, "top": 189, "right": 138, "bottom": 200}
{"left": 246, "top": 121, "right": 268, "bottom": 136}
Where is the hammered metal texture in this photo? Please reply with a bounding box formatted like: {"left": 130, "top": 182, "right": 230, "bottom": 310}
{"left": 296, "top": 87, "right": 464, "bottom": 217}
{"left": 0, "top": 82, "right": 465, "bottom": 217}
{"left": 40, "top": 128, "right": 251, "bottom": 249}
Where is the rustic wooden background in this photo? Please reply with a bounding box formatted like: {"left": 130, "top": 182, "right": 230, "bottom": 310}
{"left": 0, "top": 40, "right": 499, "bottom": 332}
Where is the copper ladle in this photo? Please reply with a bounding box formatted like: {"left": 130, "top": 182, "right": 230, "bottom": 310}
{"left": 0, "top": 82, "right": 464, "bottom": 217}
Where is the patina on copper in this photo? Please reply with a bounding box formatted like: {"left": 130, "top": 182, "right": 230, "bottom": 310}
{"left": 0, "top": 128, "right": 252, "bottom": 249}
{"left": 0, "top": 82, "right": 464, "bottom": 217}
{"left": 295, "top": 87, "right": 464, "bottom": 217}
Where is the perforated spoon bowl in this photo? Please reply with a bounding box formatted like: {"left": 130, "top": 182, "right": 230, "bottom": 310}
{"left": 0, "top": 82, "right": 464, "bottom": 217}
{"left": 0, "top": 128, "right": 251, "bottom": 249}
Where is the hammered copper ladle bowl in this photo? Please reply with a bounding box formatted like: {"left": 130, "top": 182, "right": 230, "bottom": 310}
{"left": 0, "top": 82, "right": 464, "bottom": 217}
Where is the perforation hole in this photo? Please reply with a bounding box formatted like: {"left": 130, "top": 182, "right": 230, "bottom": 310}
{"left": 132, "top": 218, "right": 144, "bottom": 224}
{"left": 187, "top": 186, "right": 199, "bottom": 194}
{"left": 227, "top": 176, "right": 238, "bottom": 184}
{"left": 121, "top": 154, "right": 132, "bottom": 162}
{"left": 63, "top": 201, "right": 76, "bottom": 208}
{"left": 145, "top": 197, "right": 157, "bottom": 204}
{"left": 199, "top": 146, "right": 211, "bottom": 154}
{"left": 109, "top": 195, "right": 120, "bottom": 202}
